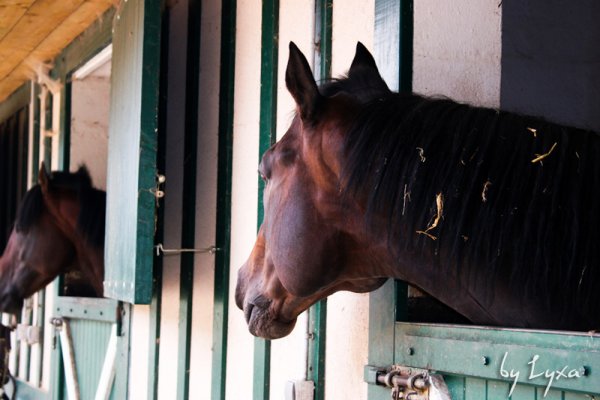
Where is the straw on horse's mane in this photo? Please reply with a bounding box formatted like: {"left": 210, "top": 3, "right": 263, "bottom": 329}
{"left": 327, "top": 71, "right": 600, "bottom": 327}
{"left": 15, "top": 167, "right": 106, "bottom": 249}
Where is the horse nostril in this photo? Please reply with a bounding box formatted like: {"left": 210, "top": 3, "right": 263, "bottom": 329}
{"left": 234, "top": 282, "right": 245, "bottom": 310}
{"left": 244, "top": 303, "right": 254, "bottom": 324}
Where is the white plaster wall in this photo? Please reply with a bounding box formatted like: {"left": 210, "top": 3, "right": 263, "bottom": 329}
{"left": 226, "top": 0, "right": 261, "bottom": 397}
{"left": 188, "top": 0, "right": 221, "bottom": 396}
{"left": 413, "top": 0, "right": 502, "bottom": 108}
{"left": 156, "top": 0, "right": 188, "bottom": 398}
{"left": 128, "top": 305, "right": 151, "bottom": 400}
{"left": 70, "top": 71, "right": 110, "bottom": 189}
{"left": 326, "top": 2, "right": 374, "bottom": 399}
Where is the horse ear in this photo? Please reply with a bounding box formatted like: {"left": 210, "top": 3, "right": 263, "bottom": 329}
{"left": 286, "top": 42, "right": 322, "bottom": 123}
{"left": 38, "top": 163, "right": 49, "bottom": 191}
{"left": 349, "top": 42, "right": 378, "bottom": 72}
{"left": 348, "top": 42, "right": 389, "bottom": 92}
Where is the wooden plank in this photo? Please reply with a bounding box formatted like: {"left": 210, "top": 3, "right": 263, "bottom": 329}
{"left": 0, "top": 0, "right": 114, "bottom": 102}
{"left": 394, "top": 323, "right": 600, "bottom": 395}
{"left": 0, "top": 0, "right": 85, "bottom": 79}
{"left": 0, "top": 0, "right": 37, "bottom": 42}
{"left": 464, "top": 376, "right": 486, "bottom": 399}
{"left": 104, "top": 0, "right": 161, "bottom": 303}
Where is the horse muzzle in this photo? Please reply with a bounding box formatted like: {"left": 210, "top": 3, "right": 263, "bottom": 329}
{"left": 244, "top": 300, "right": 296, "bottom": 339}
{"left": 0, "top": 290, "right": 24, "bottom": 315}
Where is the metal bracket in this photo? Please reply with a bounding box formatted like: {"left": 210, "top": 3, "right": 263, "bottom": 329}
{"left": 154, "top": 243, "right": 220, "bottom": 256}
{"left": 365, "top": 365, "right": 451, "bottom": 400}
{"left": 15, "top": 324, "right": 41, "bottom": 345}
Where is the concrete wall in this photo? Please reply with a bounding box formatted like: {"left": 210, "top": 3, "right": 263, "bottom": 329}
{"left": 69, "top": 61, "right": 111, "bottom": 189}
{"left": 413, "top": 0, "right": 502, "bottom": 108}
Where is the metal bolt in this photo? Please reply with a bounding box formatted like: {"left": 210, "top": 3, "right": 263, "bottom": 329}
{"left": 482, "top": 356, "right": 489, "bottom": 365}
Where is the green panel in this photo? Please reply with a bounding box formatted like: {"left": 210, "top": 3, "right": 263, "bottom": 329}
{"left": 487, "top": 380, "right": 511, "bottom": 399}
{"left": 15, "top": 379, "right": 49, "bottom": 400}
{"left": 444, "top": 375, "right": 466, "bottom": 400}
{"left": 394, "top": 324, "right": 600, "bottom": 396}
{"left": 105, "top": 0, "right": 162, "bottom": 303}
{"left": 51, "top": 301, "right": 127, "bottom": 400}
{"left": 54, "top": 297, "right": 120, "bottom": 323}
{"left": 65, "top": 319, "right": 114, "bottom": 400}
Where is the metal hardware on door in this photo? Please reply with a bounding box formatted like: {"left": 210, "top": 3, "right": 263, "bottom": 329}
{"left": 379, "top": 367, "right": 429, "bottom": 400}
{"left": 364, "top": 365, "right": 451, "bottom": 400}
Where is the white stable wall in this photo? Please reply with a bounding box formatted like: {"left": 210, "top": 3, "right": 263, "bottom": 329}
{"left": 413, "top": 0, "right": 502, "bottom": 108}
{"left": 326, "top": 1, "right": 374, "bottom": 399}
{"left": 70, "top": 64, "right": 110, "bottom": 189}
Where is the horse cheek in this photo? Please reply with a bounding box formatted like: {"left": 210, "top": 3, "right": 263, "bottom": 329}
{"left": 269, "top": 198, "right": 328, "bottom": 297}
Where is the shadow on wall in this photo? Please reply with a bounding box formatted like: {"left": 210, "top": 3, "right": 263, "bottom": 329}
{"left": 500, "top": 0, "right": 600, "bottom": 131}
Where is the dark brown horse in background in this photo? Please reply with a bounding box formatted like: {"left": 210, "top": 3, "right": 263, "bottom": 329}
{"left": 235, "top": 42, "right": 600, "bottom": 339}
{"left": 0, "top": 164, "right": 105, "bottom": 313}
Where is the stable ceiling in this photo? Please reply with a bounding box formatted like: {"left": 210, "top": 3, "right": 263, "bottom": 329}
{"left": 0, "top": 0, "right": 115, "bottom": 102}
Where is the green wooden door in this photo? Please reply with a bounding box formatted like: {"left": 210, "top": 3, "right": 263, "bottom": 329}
{"left": 50, "top": 298, "right": 129, "bottom": 400}
{"left": 366, "top": 1, "right": 600, "bottom": 399}
{"left": 104, "top": 0, "right": 162, "bottom": 304}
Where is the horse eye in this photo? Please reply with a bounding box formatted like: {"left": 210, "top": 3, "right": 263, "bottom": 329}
{"left": 258, "top": 169, "right": 268, "bottom": 182}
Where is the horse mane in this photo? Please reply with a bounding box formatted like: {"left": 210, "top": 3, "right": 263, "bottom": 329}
{"left": 15, "top": 167, "right": 105, "bottom": 249}
{"left": 332, "top": 71, "right": 600, "bottom": 325}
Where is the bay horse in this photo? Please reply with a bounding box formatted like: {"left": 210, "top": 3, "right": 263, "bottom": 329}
{"left": 235, "top": 42, "right": 600, "bottom": 339}
{"left": 0, "top": 164, "right": 105, "bottom": 313}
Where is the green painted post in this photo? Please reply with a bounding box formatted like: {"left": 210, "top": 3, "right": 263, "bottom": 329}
{"left": 307, "top": 2, "right": 332, "bottom": 399}
{"left": 253, "top": 1, "right": 279, "bottom": 399}
{"left": 147, "top": 6, "right": 171, "bottom": 400}
{"left": 211, "top": 0, "right": 237, "bottom": 398}
{"left": 176, "top": 0, "right": 202, "bottom": 397}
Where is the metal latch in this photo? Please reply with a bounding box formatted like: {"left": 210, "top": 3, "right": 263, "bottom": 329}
{"left": 365, "top": 365, "right": 451, "bottom": 400}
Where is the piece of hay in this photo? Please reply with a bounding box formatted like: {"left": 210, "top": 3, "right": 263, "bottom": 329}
{"left": 417, "top": 193, "right": 444, "bottom": 240}
{"left": 481, "top": 180, "right": 492, "bottom": 202}
{"left": 416, "top": 147, "right": 426, "bottom": 163}
{"left": 402, "top": 184, "right": 411, "bottom": 216}
{"left": 532, "top": 142, "right": 558, "bottom": 163}
{"left": 527, "top": 127, "right": 537, "bottom": 138}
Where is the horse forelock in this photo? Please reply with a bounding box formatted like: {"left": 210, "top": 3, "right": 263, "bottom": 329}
{"left": 15, "top": 185, "right": 44, "bottom": 233}
{"left": 338, "top": 91, "right": 600, "bottom": 325}
{"left": 319, "top": 68, "right": 390, "bottom": 104}
{"left": 43, "top": 167, "right": 105, "bottom": 250}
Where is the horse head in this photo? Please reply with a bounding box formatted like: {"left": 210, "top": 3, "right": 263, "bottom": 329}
{"left": 37, "top": 164, "right": 105, "bottom": 297}
{"left": 235, "top": 43, "right": 389, "bottom": 339}
{"left": 0, "top": 187, "right": 77, "bottom": 313}
{"left": 0, "top": 164, "right": 105, "bottom": 313}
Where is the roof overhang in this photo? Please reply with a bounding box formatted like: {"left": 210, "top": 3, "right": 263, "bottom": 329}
{"left": 0, "top": 0, "right": 116, "bottom": 102}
